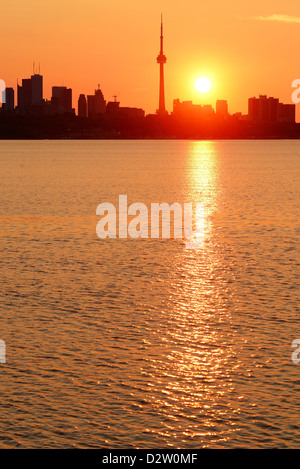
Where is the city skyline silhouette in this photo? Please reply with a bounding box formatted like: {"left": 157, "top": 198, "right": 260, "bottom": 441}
{"left": 2, "top": 1, "right": 300, "bottom": 120}
{"left": 1, "top": 17, "right": 298, "bottom": 133}
{"left": 1, "top": 1, "right": 300, "bottom": 455}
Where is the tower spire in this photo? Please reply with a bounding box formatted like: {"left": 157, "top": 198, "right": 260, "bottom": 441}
{"left": 156, "top": 16, "right": 167, "bottom": 115}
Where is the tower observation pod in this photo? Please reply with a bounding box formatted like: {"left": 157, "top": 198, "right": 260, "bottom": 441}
{"left": 156, "top": 16, "right": 167, "bottom": 115}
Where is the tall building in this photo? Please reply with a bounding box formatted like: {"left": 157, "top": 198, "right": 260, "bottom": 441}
{"left": 278, "top": 103, "right": 295, "bottom": 123}
{"left": 31, "top": 74, "right": 43, "bottom": 106}
{"left": 156, "top": 16, "right": 167, "bottom": 115}
{"left": 94, "top": 86, "right": 106, "bottom": 114}
{"left": 106, "top": 99, "right": 120, "bottom": 116}
{"left": 18, "top": 78, "right": 31, "bottom": 108}
{"left": 2, "top": 87, "right": 14, "bottom": 111}
{"left": 51, "top": 86, "right": 73, "bottom": 114}
{"left": 87, "top": 95, "right": 95, "bottom": 118}
{"left": 16, "top": 73, "right": 43, "bottom": 112}
{"left": 216, "top": 100, "right": 228, "bottom": 117}
{"left": 248, "top": 95, "right": 278, "bottom": 122}
{"left": 78, "top": 94, "right": 87, "bottom": 117}
{"left": 87, "top": 86, "right": 106, "bottom": 119}
{"left": 248, "top": 95, "right": 295, "bottom": 123}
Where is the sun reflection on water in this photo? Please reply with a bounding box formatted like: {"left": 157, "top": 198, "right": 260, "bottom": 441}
{"left": 183, "top": 141, "right": 220, "bottom": 249}
{"left": 137, "top": 142, "right": 244, "bottom": 446}
{"left": 2, "top": 141, "right": 298, "bottom": 448}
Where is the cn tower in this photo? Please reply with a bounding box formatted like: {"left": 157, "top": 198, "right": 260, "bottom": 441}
{"left": 156, "top": 16, "right": 167, "bottom": 115}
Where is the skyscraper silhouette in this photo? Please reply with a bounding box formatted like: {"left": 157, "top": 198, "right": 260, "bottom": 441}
{"left": 31, "top": 73, "right": 43, "bottom": 106}
{"left": 78, "top": 94, "right": 87, "bottom": 118}
{"left": 156, "top": 16, "right": 167, "bottom": 115}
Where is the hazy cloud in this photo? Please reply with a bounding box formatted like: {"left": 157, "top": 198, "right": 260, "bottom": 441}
{"left": 251, "top": 14, "right": 300, "bottom": 24}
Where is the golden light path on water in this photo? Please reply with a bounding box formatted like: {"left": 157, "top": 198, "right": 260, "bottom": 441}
{"left": 0, "top": 140, "right": 299, "bottom": 448}
{"left": 131, "top": 142, "right": 244, "bottom": 447}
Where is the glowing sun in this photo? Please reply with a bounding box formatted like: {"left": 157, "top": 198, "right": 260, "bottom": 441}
{"left": 195, "top": 77, "right": 212, "bottom": 93}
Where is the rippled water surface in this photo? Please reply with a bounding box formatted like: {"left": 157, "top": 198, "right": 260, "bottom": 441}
{"left": 0, "top": 140, "right": 300, "bottom": 448}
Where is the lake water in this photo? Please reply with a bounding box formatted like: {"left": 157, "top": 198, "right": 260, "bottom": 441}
{"left": 0, "top": 139, "right": 300, "bottom": 448}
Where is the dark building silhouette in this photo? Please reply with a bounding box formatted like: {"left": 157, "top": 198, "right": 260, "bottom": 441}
{"left": 2, "top": 87, "right": 14, "bottom": 111}
{"left": 156, "top": 16, "right": 167, "bottom": 115}
{"left": 278, "top": 103, "right": 295, "bottom": 123}
{"left": 18, "top": 78, "right": 31, "bottom": 109}
{"left": 87, "top": 95, "right": 95, "bottom": 118}
{"left": 172, "top": 99, "right": 215, "bottom": 119}
{"left": 114, "top": 106, "right": 144, "bottom": 119}
{"left": 51, "top": 86, "right": 73, "bottom": 114}
{"left": 87, "top": 86, "right": 106, "bottom": 119}
{"left": 31, "top": 74, "right": 43, "bottom": 106}
{"left": 248, "top": 95, "right": 295, "bottom": 123}
{"left": 106, "top": 98, "right": 120, "bottom": 116}
{"left": 232, "top": 112, "right": 248, "bottom": 121}
{"left": 106, "top": 97, "right": 145, "bottom": 119}
{"left": 216, "top": 100, "right": 228, "bottom": 118}
{"left": 2, "top": 38, "right": 300, "bottom": 139}
{"left": 17, "top": 83, "right": 23, "bottom": 108}
{"left": 94, "top": 86, "right": 106, "bottom": 114}
{"left": 17, "top": 74, "right": 43, "bottom": 112}
{"left": 78, "top": 94, "right": 87, "bottom": 118}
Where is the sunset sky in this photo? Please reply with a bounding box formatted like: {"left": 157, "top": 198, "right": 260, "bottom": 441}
{"left": 2, "top": 0, "right": 300, "bottom": 120}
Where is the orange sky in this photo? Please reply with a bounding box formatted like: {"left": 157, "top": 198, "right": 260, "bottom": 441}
{"left": 2, "top": 0, "right": 300, "bottom": 120}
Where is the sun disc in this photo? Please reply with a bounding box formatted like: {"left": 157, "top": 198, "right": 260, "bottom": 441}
{"left": 195, "top": 77, "right": 212, "bottom": 93}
